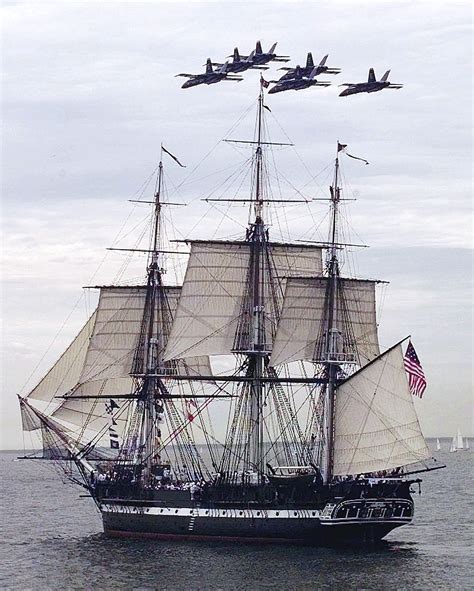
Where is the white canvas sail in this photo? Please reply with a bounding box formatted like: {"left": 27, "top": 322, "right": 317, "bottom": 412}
{"left": 449, "top": 437, "right": 457, "bottom": 453}
{"left": 436, "top": 438, "right": 441, "bottom": 451}
{"left": 19, "top": 397, "right": 44, "bottom": 432}
{"left": 70, "top": 286, "right": 211, "bottom": 399}
{"left": 270, "top": 277, "right": 379, "bottom": 367}
{"left": 332, "top": 343, "right": 431, "bottom": 476}
{"left": 52, "top": 396, "right": 129, "bottom": 436}
{"left": 456, "top": 428, "right": 464, "bottom": 450}
{"left": 27, "top": 311, "right": 97, "bottom": 403}
{"left": 163, "top": 241, "right": 323, "bottom": 361}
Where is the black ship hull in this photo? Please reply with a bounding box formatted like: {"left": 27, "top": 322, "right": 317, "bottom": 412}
{"left": 99, "top": 496, "right": 413, "bottom": 545}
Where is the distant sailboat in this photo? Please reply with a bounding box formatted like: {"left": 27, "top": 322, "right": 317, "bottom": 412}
{"left": 466, "top": 439, "right": 470, "bottom": 450}
{"left": 449, "top": 437, "right": 457, "bottom": 453}
{"left": 456, "top": 428, "right": 465, "bottom": 451}
{"left": 436, "top": 438, "right": 441, "bottom": 451}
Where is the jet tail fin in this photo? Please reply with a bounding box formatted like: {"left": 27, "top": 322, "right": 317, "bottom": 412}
{"left": 309, "top": 66, "right": 319, "bottom": 79}
{"left": 319, "top": 54, "right": 328, "bottom": 67}
{"left": 206, "top": 58, "right": 213, "bottom": 74}
{"left": 256, "top": 41, "right": 263, "bottom": 54}
{"left": 268, "top": 42, "right": 277, "bottom": 54}
{"left": 233, "top": 48, "right": 240, "bottom": 62}
{"left": 368, "top": 68, "right": 376, "bottom": 83}
{"left": 381, "top": 69, "right": 391, "bottom": 82}
{"left": 245, "top": 50, "right": 255, "bottom": 63}
{"left": 306, "top": 52, "right": 314, "bottom": 68}
{"left": 217, "top": 62, "right": 228, "bottom": 74}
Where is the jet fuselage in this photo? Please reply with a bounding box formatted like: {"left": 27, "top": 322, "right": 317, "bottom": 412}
{"left": 269, "top": 79, "right": 317, "bottom": 94}
{"left": 182, "top": 74, "right": 226, "bottom": 88}
{"left": 279, "top": 65, "right": 340, "bottom": 82}
{"left": 339, "top": 81, "right": 401, "bottom": 96}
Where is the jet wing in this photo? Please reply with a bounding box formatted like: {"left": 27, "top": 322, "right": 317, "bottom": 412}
{"left": 175, "top": 73, "right": 197, "bottom": 78}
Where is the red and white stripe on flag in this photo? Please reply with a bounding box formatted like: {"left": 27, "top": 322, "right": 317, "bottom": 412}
{"left": 404, "top": 341, "right": 427, "bottom": 398}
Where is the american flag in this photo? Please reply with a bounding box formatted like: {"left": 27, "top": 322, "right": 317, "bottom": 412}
{"left": 404, "top": 341, "right": 427, "bottom": 398}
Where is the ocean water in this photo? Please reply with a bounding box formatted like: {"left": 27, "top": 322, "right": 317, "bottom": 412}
{"left": 0, "top": 442, "right": 472, "bottom": 591}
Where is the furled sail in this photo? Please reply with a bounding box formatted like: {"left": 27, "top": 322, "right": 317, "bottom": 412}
{"left": 27, "top": 311, "right": 97, "bottom": 403}
{"left": 332, "top": 343, "right": 431, "bottom": 476}
{"left": 163, "top": 240, "right": 323, "bottom": 361}
{"left": 69, "top": 285, "right": 211, "bottom": 399}
{"left": 270, "top": 277, "right": 379, "bottom": 366}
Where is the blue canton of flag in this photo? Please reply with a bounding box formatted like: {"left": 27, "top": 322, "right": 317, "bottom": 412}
{"left": 404, "top": 341, "right": 427, "bottom": 398}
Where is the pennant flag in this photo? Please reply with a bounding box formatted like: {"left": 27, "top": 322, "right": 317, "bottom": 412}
{"left": 162, "top": 146, "right": 186, "bottom": 168}
{"left": 338, "top": 142, "right": 369, "bottom": 165}
{"left": 185, "top": 398, "right": 198, "bottom": 422}
{"left": 260, "top": 75, "right": 270, "bottom": 89}
{"left": 109, "top": 426, "right": 120, "bottom": 449}
{"left": 105, "top": 398, "right": 119, "bottom": 414}
{"left": 404, "top": 341, "right": 427, "bottom": 398}
{"left": 105, "top": 399, "right": 120, "bottom": 449}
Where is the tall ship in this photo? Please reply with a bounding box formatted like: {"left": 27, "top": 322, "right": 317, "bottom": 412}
{"left": 18, "top": 86, "right": 442, "bottom": 544}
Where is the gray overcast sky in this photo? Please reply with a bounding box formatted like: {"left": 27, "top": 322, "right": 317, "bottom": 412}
{"left": 1, "top": 0, "right": 472, "bottom": 449}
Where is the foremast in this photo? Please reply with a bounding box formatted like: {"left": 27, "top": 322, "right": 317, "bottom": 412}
{"left": 132, "top": 154, "right": 167, "bottom": 482}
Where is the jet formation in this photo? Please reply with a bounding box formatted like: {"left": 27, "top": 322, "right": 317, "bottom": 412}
{"left": 176, "top": 42, "right": 289, "bottom": 89}
{"left": 177, "top": 42, "right": 403, "bottom": 97}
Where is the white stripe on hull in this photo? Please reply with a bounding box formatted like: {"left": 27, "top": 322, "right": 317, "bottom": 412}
{"left": 100, "top": 504, "right": 321, "bottom": 519}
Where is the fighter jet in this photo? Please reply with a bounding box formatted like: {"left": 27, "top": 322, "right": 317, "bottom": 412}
{"left": 278, "top": 53, "right": 341, "bottom": 82}
{"left": 176, "top": 59, "right": 243, "bottom": 88}
{"left": 339, "top": 68, "right": 403, "bottom": 96}
{"left": 211, "top": 49, "right": 260, "bottom": 74}
{"left": 268, "top": 65, "right": 331, "bottom": 94}
{"left": 237, "top": 41, "right": 290, "bottom": 67}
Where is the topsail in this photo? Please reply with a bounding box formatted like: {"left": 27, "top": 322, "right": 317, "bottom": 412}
{"left": 270, "top": 276, "right": 379, "bottom": 367}
{"left": 163, "top": 240, "right": 323, "bottom": 361}
{"left": 69, "top": 285, "right": 211, "bottom": 399}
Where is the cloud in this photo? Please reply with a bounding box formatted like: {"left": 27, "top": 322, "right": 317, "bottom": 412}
{"left": 1, "top": 1, "right": 472, "bottom": 447}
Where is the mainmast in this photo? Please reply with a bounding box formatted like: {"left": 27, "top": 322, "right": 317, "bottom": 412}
{"left": 248, "top": 86, "right": 266, "bottom": 476}
{"left": 321, "top": 143, "right": 342, "bottom": 484}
